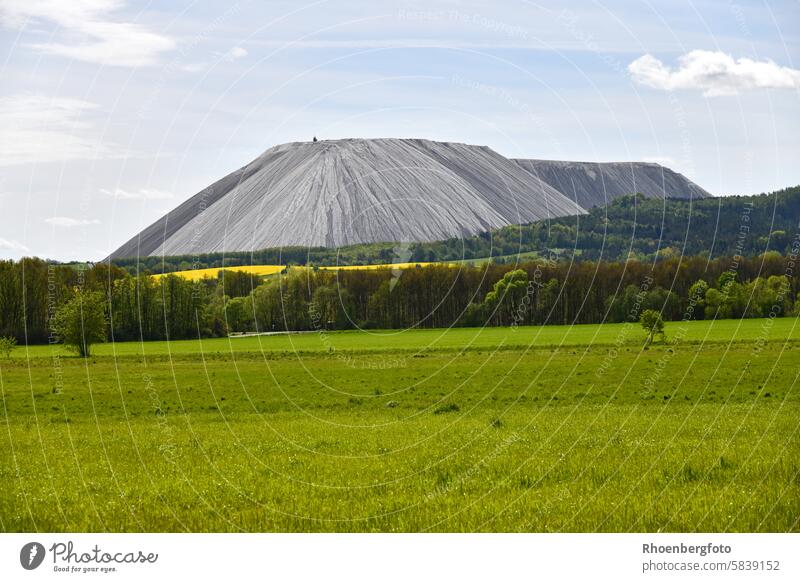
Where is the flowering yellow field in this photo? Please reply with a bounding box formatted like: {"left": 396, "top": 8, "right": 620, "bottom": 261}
{"left": 153, "top": 265, "right": 285, "bottom": 281}
{"left": 156, "top": 262, "right": 455, "bottom": 280}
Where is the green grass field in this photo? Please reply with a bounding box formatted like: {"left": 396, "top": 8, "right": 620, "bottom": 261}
{"left": 1, "top": 318, "right": 798, "bottom": 532}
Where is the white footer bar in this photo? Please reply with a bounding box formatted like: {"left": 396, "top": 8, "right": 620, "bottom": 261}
{"left": 1, "top": 533, "right": 797, "bottom": 581}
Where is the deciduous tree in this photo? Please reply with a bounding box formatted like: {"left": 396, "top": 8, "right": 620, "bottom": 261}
{"left": 52, "top": 291, "right": 107, "bottom": 357}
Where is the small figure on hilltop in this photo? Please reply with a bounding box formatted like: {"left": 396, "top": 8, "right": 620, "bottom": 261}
{"left": 312, "top": 136, "right": 318, "bottom": 142}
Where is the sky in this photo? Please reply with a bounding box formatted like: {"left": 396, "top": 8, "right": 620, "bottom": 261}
{"left": 0, "top": 0, "right": 798, "bottom": 262}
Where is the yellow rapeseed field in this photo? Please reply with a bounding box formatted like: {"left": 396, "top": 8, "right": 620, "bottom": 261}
{"left": 156, "top": 262, "right": 458, "bottom": 280}
{"left": 153, "top": 264, "right": 285, "bottom": 281}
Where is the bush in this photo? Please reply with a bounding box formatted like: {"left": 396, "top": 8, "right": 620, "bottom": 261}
{"left": 0, "top": 336, "right": 17, "bottom": 359}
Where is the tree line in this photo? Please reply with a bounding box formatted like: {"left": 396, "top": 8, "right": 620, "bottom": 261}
{"left": 2, "top": 250, "right": 798, "bottom": 351}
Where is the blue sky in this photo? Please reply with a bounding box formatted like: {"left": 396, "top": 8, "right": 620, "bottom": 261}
{"left": 1, "top": 0, "right": 798, "bottom": 261}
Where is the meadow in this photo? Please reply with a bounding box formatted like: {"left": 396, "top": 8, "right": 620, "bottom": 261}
{"left": 1, "top": 318, "right": 798, "bottom": 532}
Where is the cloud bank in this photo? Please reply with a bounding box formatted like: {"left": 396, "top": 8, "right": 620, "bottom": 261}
{"left": 0, "top": 237, "right": 29, "bottom": 253}
{"left": 629, "top": 50, "right": 800, "bottom": 96}
{"left": 0, "top": 0, "right": 174, "bottom": 66}
{"left": 0, "top": 94, "right": 111, "bottom": 166}
{"left": 45, "top": 217, "right": 101, "bottom": 227}
{"left": 100, "top": 188, "right": 173, "bottom": 200}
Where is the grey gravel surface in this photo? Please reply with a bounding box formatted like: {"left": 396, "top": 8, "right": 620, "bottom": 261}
{"left": 109, "top": 139, "right": 713, "bottom": 259}
{"left": 110, "top": 138, "right": 585, "bottom": 258}
{"left": 514, "top": 159, "right": 711, "bottom": 209}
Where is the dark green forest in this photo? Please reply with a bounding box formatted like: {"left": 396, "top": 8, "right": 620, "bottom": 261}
{"left": 111, "top": 185, "right": 800, "bottom": 274}
{"left": 2, "top": 251, "right": 798, "bottom": 346}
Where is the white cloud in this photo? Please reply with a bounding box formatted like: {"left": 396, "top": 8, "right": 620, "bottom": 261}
{"left": 100, "top": 187, "right": 173, "bottom": 200}
{"left": 0, "top": 0, "right": 174, "bottom": 66}
{"left": 629, "top": 50, "right": 800, "bottom": 96}
{"left": 180, "top": 62, "right": 206, "bottom": 73}
{"left": 228, "top": 46, "right": 247, "bottom": 59}
{"left": 182, "top": 46, "right": 249, "bottom": 73}
{"left": 0, "top": 237, "right": 29, "bottom": 253}
{"left": 45, "top": 216, "right": 101, "bottom": 227}
{"left": 0, "top": 94, "right": 112, "bottom": 166}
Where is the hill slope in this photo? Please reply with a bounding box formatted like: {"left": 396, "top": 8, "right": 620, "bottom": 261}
{"left": 514, "top": 159, "right": 711, "bottom": 209}
{"left": 110, "top": 139, "right": 584, "bottom": 259}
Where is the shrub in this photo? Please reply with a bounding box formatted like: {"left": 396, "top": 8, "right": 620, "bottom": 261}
{"left": 0, "top": 336, "right": 17, "bottom": 359}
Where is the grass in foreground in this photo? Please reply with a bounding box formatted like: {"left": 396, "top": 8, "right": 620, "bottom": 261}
{"left": 10, "top": 317, "right": 800, "bottom": 359}
{"left": 0, "top": 319, "right": 798, "bottom": 532}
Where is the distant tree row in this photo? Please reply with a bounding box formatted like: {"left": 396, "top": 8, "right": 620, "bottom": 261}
{"left": 2, "top": 251, "right": 798, "bottom": 351}
{"left": 233, "top": 254, "right": 798, "bottom": 332}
